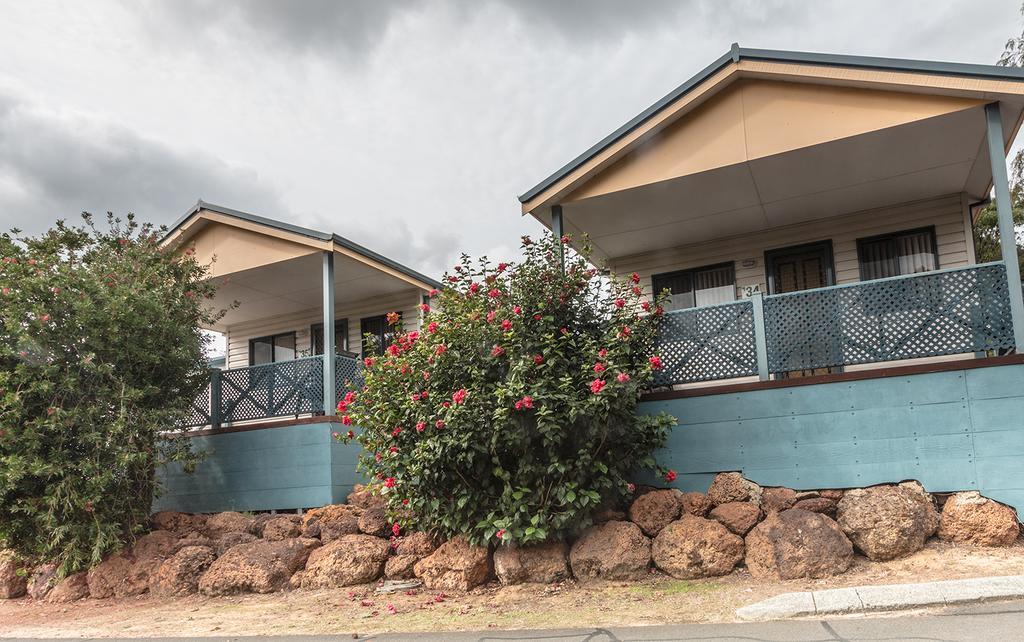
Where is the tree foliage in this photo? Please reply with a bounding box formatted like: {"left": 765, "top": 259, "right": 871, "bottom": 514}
{"left": 339, "top": 233, "right": 675, "bottom": 546}
{"left": 0, "top": 214, "right": 220, "bottom": 574}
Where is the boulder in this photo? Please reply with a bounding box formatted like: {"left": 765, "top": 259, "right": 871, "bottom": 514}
{"left": 301, "top": 535, "right": 391, "bottom": 588}
{"left": 0, "top": 550, "right": 27, "bottom": 599}
{"left": 150, "top": 546, "right": 216, "bottom": 596}
{"left": 262, "top": 516, "right": 302, "bottom": 541}
{"left": 593, "top": 508, "right": 628, "bottom": 523}
{"left": 569, "top": 521, "right": 651, "bottom": 582}
{"left": 761, "top": 487, "right": 797, "bottom": 513}
{"left": 87, "top": 553, "right": 133, "bottom": 599}
{"left": 248, "top": 513, "right": 275, "bottom": 537}
{"left": 132, "top": 530, "right": 180, "bottom": 561}
{"left": 793, "top": 497, "right": 838, "bottom": 517}
{"left": 206, "top": 511, "right": 254, "bottom": 537}
{"left": 745, "top": 509, "right": 854, "bottom": 580}
{"left": 707, "top": 472, "right": 761, "bottom": 506}
{"left": 198, "top": 538, "right": 319, "bottom": 595}
{"left": 938, "top": 492, "right": 1021, "bottom": 547}
{"left": 493, "top": 541, "right": 570, "bottom": 585}
{"left": 45, "top": 572, "right": 89, "bottom": 603}
{"left": 679, "top": 492, "right": 713, "bottom": 517}
{"left": 396, "top": 532, "right": 439, "bottom": 557}
{"left": 385, "top": 555, "right": 420, "bottom": 580}
{"left": 152, "top": 511, "right": 207, "bottom": 535}
{"left": 628, "top": 489, "right": 681, "bottom": 537}
{"left": 27, "top": 563, "right": 58, "bottom": 600}
{"left": 122, "top": 557, "right": 162, "bottom": 598}
{"left": 214, "top": 531, "right": 258, "bottom": 556}
{"left": 819, "top": 489, "right": 844, "bottom": 501}
{"left": 652, "top": 516, "right": 744, "bottom": 579}
{"left": 357, "top": 506, "right": 389, "bottom": 537}
{"left": 347, "top": 484, "right": 386, "bottom": 509}
{"left": 176, "top": 533, "right": 215, "bottom": 551}
{"left": 836, "top": 482, "right": 939, "bottom": 561}
{"left": 303, "top": 504, "right": 362, "bottom": 542}
{"left": 709, "top": 502, "right": 762, "bottom": 536}
{"left": 414, "top": 536, "right": 492, "bottom": 591}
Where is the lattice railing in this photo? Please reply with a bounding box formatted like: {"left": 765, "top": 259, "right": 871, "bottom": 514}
{"left": 180, "top": 354, "right": 363, "bottom": 428}
{"left": 763, "top": 262, "right": 1015, "bottom": 373}
{"left": 654, "top": 300, "right": 758, "bottom": 384}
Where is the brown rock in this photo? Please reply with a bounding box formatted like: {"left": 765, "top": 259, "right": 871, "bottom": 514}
{"left": 707, "top": 472, "right": 762, "bottom": 506}
{"left": 493, "top": 541, "right": 570, "bottom": 585}
{"left": 628, "top": 489, "right": 681, "bottom": 537}
{"left": 321, "top": 516, "right": 361, "bottom": 542}
{"left": 214, "top": 531, "right": 258, "bottom": 557}
{"left": 761, "top": 487, "right": 797, "bottom": 513}
{"left": 152, "top": 511, "right": 207, "bottom": 535}
{"left": 358, "top": 506, "right": 389, "bottom": 537}
{"left": 87, "top": 553, "right": 132, "bottom": 599}
{"left": 746, "top": 509, "right": 854, "bottom": 580}
{"left": 301, "top": 535, "right": 391, "bottom": 588}
{"left": 132, "top": 530, "right": 180, "bottom": 561}
{"left": 248, "top": 513, "right": 275, "bottom": 537}
{"left": 593, "top": 508, "right": 628, "bottom": 523}
{"left": 569, "top": 521, "right": 651, "bottom": 582}
{"left": 793, "top": 497, "right": 838, "bottom": 517}
{"left": 652, "top": 516, "right": 744, "bottom": 579}
{"left": 414, "top": 536, "right": 492, "bottom": 591}
{"left": 709, "top": 502, "right": 762, "bottom": 536}
{"left": 0, "top": 550, "right": 27, "bottom": 599}
{"left": 347, "top": 484, "right": 385, "bottom": 509}
{"left": 262, "top": 516, "right": 302, "bottom": 541}
{"left": 198, "top": 538, "right": 320, "bottom": 595}
{"left": 206, "top": 511, "right": 254, "bottom": 537}
{"left": 396, "top": 532, "right": 439, "bottom": 557}
{"left": 385, "top": 555, "right": 420, "bottom": 580}
{"left": 938, "top": 491, "right": 1021, "bottom": 547}
{"left": 27, "top": 563, "right": 58, "bottom": 600}
{"left": 150, "top": 546, "right": 216, "bottom": 596}
{"left": 303, "top": 504, "right": 363, "bottom": 542}
{"left": 819, "top": 489, "right": 844, "bottom": 501}
{"left": 122, "top": 556, "right": 162, "bottom": 597}
{"left": 176, "top": 533, "right": 215, "bottom": 550}
{"left": 288, "top": 570, "right": 305, "bottom": 590}
{"left": 679, "top": 492, "right": 713, "bottom": 517}
{"left": 45, "top": 572, "right": 89, "bottom": 603}
{"left": 836, "top": 482, "right": 939, "bottom": 561}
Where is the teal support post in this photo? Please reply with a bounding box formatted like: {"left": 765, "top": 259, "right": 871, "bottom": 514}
{"left": 322, "top": 251, "right": 336, "bottom": 415}
{"left": 551, "top": 204, "right": 564, "bottom": 274}
{"left": 209, "top": 368, "right": 222, "bottom": 428}
{"left": 985, "top": 102, "right": 1024, "bottom": 349}
{"left": 750, "top": 292, "right": 769, "bottom": 381}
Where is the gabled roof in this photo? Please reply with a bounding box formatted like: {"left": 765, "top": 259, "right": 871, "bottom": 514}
{"left": 518, "top": 44, "right": 1024, "bottom": 210}
{"left": 163, "top": 199, "right": 443, "bottom": 290}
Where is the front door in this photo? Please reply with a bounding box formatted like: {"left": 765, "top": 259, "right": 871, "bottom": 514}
{"left": 765, "top": 241, "right": 836, "bottom": 378}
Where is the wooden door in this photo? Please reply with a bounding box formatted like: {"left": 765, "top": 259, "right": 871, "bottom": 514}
{"left": 765, "top": 242, "right": 836, "bottom": 378}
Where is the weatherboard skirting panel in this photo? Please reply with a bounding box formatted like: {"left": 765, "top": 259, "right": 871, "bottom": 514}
{"left": 638, "top": 363, "right": 1024, "bottom": 513}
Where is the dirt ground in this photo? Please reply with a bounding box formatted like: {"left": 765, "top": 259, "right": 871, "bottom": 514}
{"left": 3, "top": 539, "right": 1024, "bottom": 638}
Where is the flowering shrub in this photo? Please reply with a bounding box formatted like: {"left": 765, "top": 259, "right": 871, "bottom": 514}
{"left": 0, "top": 214, "right": 221, "bottom": 573}
{"left": 339, "top": 233, "right": 675, "bottom": 545}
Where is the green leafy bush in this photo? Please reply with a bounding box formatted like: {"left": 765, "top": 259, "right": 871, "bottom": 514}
{"left": 0, "top": 214, "right": 220, "bottom": 573}
{"left": 340, "top": 233, "right": 675, "bottom": 545}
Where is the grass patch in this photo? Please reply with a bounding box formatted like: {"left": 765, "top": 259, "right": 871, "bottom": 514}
{"left": 629, "top": 579, "right": 723, "bottom": 597}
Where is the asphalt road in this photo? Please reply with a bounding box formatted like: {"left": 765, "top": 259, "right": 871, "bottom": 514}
{"left": 7, "top": 599, "right": 1024, "bottom": 642}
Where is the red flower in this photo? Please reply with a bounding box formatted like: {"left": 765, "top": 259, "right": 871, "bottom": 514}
{"left": 619, "top": 326, "right": 631, "bottom": 338}
{"left": 641, "top": 301, "right": 651, "bottom": 312}
{"left": 513, "top": 305, "right": 522, "bottom": 315}
{"left": 496, "top": 529, "right": 506, "bottom": 539}
{"left": 0, "top": 288, "right": 9, "bottom": 295}
{"left": 332, "top": 431, "right": 340, "bottom": 439}
{"left": 344, "top": 391, "right": 357, "bottom": 403}
{"left": 452, "top": 388, "right": 467, "bottom": 404}
{"left": 630, "top": 272, "right": 640, "bottom": 284}
{"left": 429, "top": 288, "right": 439, "bottom": 296}
{"left": 392, "top": 523, "right": 401, "bottom": 537}
{"left": 387, "top": 344, "right": 400, "bottom": 356}
{"left": 560, "top": 234, "right": 569, "bottom": 244}
{"left": 616, "top": 372, "right": 631, "bottom": 383}
{"left": 533, "top": 314, "right": 542, "bottom": 321}
{"left": 420, "top": 303, "right": 430, "bottom": 313}
{"left": 516, "top": 395, "right": 534, "bottom": 410}
{"left": 664, "top": 470, "right": 677, "bottom": 483}
{"left": 342, "top": 415, "right": 353, "bottom": 426}
{"left": 501, "top": 319, "right": 512, "bottom": 331}
{"left": 435, "top": 344, "right": 446, "bottom": 355}
{"left": 598, "top": 348, "right": 608, "bottom": 358}
{"left": 416, "top": 421, "right": 426, "bottom": 433}
{"left": 386, "top": 311, "right": 400, "bottom": 325}
{"left": 649, "top": 356, "right": 663, "bottom": 370}
{"left": 337, "top": 400, "right": 348, "bottom": 412}
{"left": 428, "top": 321, "right": 439, "bottom": 333}
{"left": 402, "top": 498, "right": 410, "bottom": 506}
{"left": 497, "top": 262, "right": 509, "bottom": 272}
{"left": 346, "top": 430, "right": 355, "bottom": 439}
{"left": 384, "top": 477, "right": 397, "bottom": 488}
{"left": 533, "top": 354, "right": 544, "bottom": 365}
{"left": 435, "top": 419, "right": 445, "bottom": 429}
{"left": 632, "top": 286, "right": 642, "bottom": 297}
{"left": 590, "top": 379, "right": 606, "bottom": 394}
{"left": 627, "top": 482, "right": 636, "bottom": 493}
{"left": 488, "top": 288, "right": 501, "bottom": 299}
{"left": 593, "top": 362, "right": 606, "bottom": 373}
{"left": 655, "top": 306, "right": 665, "bottom": 316}
{"left": 363, "top": 357, "right": 376, "bottom": 367}
{"left": 411, "top": 393, "right": 421, "bottom": 402}
{"left": 469, "top": 282, "right": 480, "bottom": 294}
{"left": 392, "top": 426, "right": 402, "bottom": 437}
{"left": 388, "top": 446, "right": 398, "bottom": 453}
{"left": 491, "top": 345, "right": 505, "bottom": 357}
{"left": 40, "top": 314, "right": 50, "bottom": 323}
{"left": 486, "top": 310, "right": 496, "bottom": 323}
{"left": 614, "top": 298, "right": 625, "bottom": 308}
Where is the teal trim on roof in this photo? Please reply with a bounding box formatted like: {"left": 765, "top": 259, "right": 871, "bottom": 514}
{"left": 165, "top": 200, "right": 443, "bottom": 290}
{"left": 518, "top": 44, "right": 1024, "bottom": 205}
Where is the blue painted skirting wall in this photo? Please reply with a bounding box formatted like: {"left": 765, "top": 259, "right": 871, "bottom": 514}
{"left": 155, "top": 421, "right": 362, "bottom": 514}
{"left": 639, "top": 363, "right": 1024, "bottom": 514}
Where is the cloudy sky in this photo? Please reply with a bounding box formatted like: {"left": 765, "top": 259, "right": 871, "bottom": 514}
{"left": 1, "top": 0, "right": 1020, "bottom": 279}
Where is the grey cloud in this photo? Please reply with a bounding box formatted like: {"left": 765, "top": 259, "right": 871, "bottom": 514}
{"left": 0, "top": 88, "right": 286, "bottom": 234}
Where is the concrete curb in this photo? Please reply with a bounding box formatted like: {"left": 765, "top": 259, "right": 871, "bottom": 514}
{"left": 736, "top": 575, "right": 1024, "bottom": 621}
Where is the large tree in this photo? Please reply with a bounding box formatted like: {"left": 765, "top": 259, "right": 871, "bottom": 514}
{"left": 0, "top": 213, "right": 220, "bottom": 574}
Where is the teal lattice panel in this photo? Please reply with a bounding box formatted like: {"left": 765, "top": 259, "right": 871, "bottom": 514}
{"left": 654, "top": 300, "right": 757, "bottom": 384}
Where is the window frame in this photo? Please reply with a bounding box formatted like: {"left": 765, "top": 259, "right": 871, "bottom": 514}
{"left": 310, "top": 318, "right": 350, "bottom": 355}
{"left": 855, "top": 226, "right": 939, "bottom": 282}
{"left": 248, "top": 331, "right": 297, "bottom": 366}
{"left": 651, "top": 261, "right": 737, "bottom": 310}
{"left": 360, "top": 313, "right": 401, "bottom": 357}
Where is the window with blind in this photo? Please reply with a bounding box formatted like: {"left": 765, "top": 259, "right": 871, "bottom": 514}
{"left": 857, "top": 227, "right": 938, "bottom": 281}
{"left": 651, "top": 263, "right": 736, "bottom": 311}
{"left": 311, "top": 319, "right": 349, "bottom": 355}
{"left": 360, "top": 314, "right": 400, "bottom": 357}
{"left": 249, "top": 332, "right": 296, "bottom": 365}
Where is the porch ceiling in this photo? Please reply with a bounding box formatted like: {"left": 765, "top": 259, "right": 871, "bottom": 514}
{"left": 203, "top": 251, "right": 419, "bottom": 330}
{"left": 554, "top": 104, "right": 1006, "bottom": 261}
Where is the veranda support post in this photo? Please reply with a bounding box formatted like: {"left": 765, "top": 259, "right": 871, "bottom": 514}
{"left": 322, "top": 250, "right": 336, "bottom": 416}
{"left": 985, "top": 102, "right": 1024, "bottom": 349}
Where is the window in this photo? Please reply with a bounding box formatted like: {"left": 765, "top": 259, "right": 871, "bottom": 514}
{"left": 651, "top": 263, "right": 736, "bottom": 311}
{"left": 360, "top": 314, "right": 400, "bottom": 357}
{"left": 249, "top": 332, "right": 296, "bottom": 365}
{"left": 311, "top": 319, "right": 349, "bottom": 355}
{"left": 857, "top": 227, "right": 938, "bottom": 281}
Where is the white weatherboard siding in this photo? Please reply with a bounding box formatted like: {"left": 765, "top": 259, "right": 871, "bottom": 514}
{"left": 608, "top": 193, "right": 973, "bottom": 296}
{"left": 224, "top": 289, "right": 424, "bottom": 369}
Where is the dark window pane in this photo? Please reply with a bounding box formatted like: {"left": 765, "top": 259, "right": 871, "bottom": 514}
{"left": 312, "top": 320, "right": 348, "bottom": 354}
{"left": 251, "top": 338, "right": 273, "bottom": 365}
{"left": 858, "top": 228, "right": 936, "bottom": 280}
{"left": 274, "top": 333, "right": 295, "bottom": 362}
{"left": 653, "top": 264, "right": 734, "bottom": 311}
